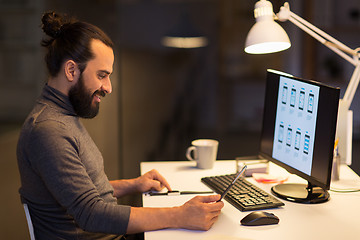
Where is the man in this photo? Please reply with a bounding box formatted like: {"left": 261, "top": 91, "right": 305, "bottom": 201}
{"left": 17, "top": 11, "right": 224, "bottom": 239}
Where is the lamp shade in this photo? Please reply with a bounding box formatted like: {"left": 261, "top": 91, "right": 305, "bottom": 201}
{"left": 162, "top": 13, "right": 208, "bottom": 48}
{"left": 244, "top": 0, "right": 291, "bottom": 54}
{"left": 162, "top": 36, "right": 208, "bottom": 49}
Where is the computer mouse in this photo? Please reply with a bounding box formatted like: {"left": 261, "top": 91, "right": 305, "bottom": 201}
{"left": 240, "top": 211, "right": 279, "bottom": 226}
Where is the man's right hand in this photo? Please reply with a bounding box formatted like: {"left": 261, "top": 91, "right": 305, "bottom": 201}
{"left": 127, "top": 194, "right": 224, "bottom": 234}
{"left": 176, "top": 194, "right": 224, "bottom": 231}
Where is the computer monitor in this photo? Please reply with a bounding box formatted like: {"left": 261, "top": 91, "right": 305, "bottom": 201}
{"left": 260, "top": 69, "right": 340, "bottom": 203}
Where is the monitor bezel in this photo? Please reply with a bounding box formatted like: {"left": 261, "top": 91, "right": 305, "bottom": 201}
{"left": 259, "top": 70, "right": 340, "bottom": 191}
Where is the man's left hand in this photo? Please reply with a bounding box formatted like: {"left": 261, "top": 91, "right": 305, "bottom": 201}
{"left": 135, "top": 169, "right": 172, "bottom": 193}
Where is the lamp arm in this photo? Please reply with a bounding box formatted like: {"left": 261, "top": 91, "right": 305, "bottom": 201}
{"left": 343, "top": 64, "right": 360, "bottom": 106}
{"left": 288, "top": 14, "right": 358, "bottom": 67}
{"left": 277, "top": 3, "right": 358, "bottom": 66}
{"left": 277, "top": 2, "right": 360, "bottom": 107}
{"left": 289, "top": 12, "right": 355, "bottom": 56}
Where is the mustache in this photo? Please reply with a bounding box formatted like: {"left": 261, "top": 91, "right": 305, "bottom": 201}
{"left": 94, "top": 90, "right": 106, "bottom": 98}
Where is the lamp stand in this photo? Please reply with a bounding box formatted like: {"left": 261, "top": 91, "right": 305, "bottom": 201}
{"left": 277, "top": 2, "right": 360, "bottom": 166}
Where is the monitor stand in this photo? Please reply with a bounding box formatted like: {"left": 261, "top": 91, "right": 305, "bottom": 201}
{"left": 271, "top": 181, "right": 329, "bottom": 204}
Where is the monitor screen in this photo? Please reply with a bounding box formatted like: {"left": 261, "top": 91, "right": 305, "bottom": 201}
{"left": 260, "top": 70, "right": 340, "bottom": 203}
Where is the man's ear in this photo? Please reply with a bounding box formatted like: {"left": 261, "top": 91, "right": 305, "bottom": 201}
{"left": 64, "top": 60, "right": 79, "bottom": 82}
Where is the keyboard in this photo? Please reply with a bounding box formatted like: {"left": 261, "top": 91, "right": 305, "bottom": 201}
{"left": 201, "top": 173, "right": 284, "bottom": 211}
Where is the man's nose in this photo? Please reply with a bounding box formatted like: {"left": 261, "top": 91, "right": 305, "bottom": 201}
{"left": 102, "top": 77, "right": 112, "bottom": 94}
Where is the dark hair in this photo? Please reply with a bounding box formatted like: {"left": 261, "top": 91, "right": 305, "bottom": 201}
{"left": 41, "top": 11, "right": 113, "bottom": 77}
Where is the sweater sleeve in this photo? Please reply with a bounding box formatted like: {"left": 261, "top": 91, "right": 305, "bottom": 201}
{"left": 26, "top": 119, "right": 130, "bottom": 235}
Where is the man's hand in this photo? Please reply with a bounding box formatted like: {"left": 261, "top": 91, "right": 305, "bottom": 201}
{"left": 134, "top": 169, "right": 172, "bottom": 193}
{"left": 110, "top": 169, "right": 171, "bottom": 198}
{"left": 126, "top": 194, "right": 224, "bottom": 233}
{"left": 175, "top": 194, "right": 224, "bottom": 230}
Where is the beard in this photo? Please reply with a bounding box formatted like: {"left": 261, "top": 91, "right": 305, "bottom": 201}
{"left": 68, "top": 74, "right": 105, "bottom": 119}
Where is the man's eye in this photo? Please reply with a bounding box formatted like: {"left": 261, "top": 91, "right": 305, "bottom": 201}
{"left": 98, "top": 74, "right": 106, "bottom": 79}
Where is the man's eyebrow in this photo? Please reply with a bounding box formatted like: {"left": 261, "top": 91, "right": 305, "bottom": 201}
{"left": 98, "top": 70, "right": 111, "bottom": 75}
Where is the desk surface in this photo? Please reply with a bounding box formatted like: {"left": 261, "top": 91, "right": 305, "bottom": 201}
{"left": 141, "top": 160, "right": 360, "bottom": 240}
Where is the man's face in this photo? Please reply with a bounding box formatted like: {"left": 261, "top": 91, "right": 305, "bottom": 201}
{"left": 69, "top": 39, "right": 114, "bottom": 118}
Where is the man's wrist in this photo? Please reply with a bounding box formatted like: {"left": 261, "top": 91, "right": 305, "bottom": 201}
{"left": 168, "top": 206, "right": 182, "bottom": 229}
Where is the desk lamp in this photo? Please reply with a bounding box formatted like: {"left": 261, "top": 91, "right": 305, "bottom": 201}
{"left": 245, "top": 0, "right": 360, "bottom": 166}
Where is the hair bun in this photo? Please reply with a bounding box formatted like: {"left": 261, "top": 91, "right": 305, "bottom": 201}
{"left": 41, "top": 11, "right": 68, "bottom": 38}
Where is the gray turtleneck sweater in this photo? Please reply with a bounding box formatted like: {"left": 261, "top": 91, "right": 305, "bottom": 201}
{"left": 17, "top": 85, "right": 130, "bottom": 240}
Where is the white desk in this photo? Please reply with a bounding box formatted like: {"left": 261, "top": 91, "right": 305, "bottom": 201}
{"left": 141, "top": 160, "right": 360, "bottom": 240}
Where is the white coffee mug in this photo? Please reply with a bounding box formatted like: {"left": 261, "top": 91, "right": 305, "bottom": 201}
{"left": 186, "top": 139, "right": 219, "bottom": 169}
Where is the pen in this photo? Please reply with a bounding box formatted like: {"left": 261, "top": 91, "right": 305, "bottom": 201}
{"left": 217, "top": 164, "right": 247, "bottom": 202}
{"left": 148, "top": 190, "right": 214, "bottom": 196}
{"left": 334, "top": 138, "right": 339, "bottom": 151}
